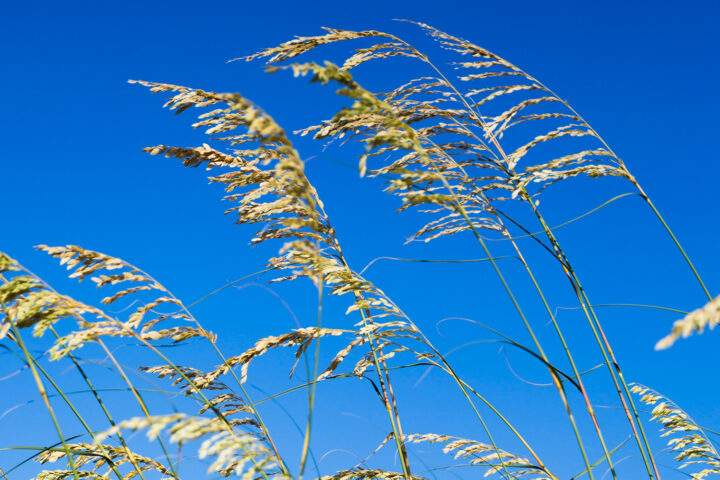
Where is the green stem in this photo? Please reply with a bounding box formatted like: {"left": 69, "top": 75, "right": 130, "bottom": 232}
{"left": 25, "top": 345, "right": 128, "bottom": 480}
{"left": 298, "top": 275, "right": 323, "bottom": 480}
{"left": 97, "top": 339, "right": 182, "bottom": 480}
{"left": 437, "top": 173, "right": 593, "bottom": 480}
{"left": 122, "top": 333, "right": 275, "bottom": 480}
{"left": 6, "top": 264, "right": 150, "bottom": 480}
{"left": 6, "top": 322, "right": 81, "bottom": 480}
{"left": 638, "top": 192, "right": 712, "bottom": 301}
{"left": 527, "top": 199, "right": 657, "bottom": 480}
{"left": 523, "top": 69, "right": 711, "bottom": 304}
{"left": 50, "top": 325, "right": 148, "bottom": 480}
{"left": 406, "top": 46, "right": 653, "bottom": 479}
{"left": 139, "top": 266, "right": 291, "bottom": 478}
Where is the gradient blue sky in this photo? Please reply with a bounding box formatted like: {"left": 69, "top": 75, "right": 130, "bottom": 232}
{"left": 2, "top": 1, "right": 719, "bottom": 479}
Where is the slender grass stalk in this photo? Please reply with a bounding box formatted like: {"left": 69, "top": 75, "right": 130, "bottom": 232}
{"left": 358, "top": 255, "right": 515, "bottom": 275}
{"left": 57, "top": 334, "right": 149, "bottom": 480}
{"left": 570, "top": 437, "right": 631, "bottom": 480}
{"left": 0, "top": 435, "right": 88, "bottom": 478}
{"left": 13, "top": 261, "right": 151, "bottom": 480}
{"left": 303, "top": 180, "right": 415, "bottom": 480}
{"left": 323, "top": 65, "right": 599, "bottom": 477}
{"left": 435, "top": 172, "right": 598, "bottom": 479}
{"left": 112, "top": 333, "right": 277, "bottom": 480}
{"left": 22, "top": 345, "right": 130, "bottom": 480}
{"left": 250, "top": 384, "right": 321, "bottom": 478}
{"left": 351, "top": 298, "right": 413, "bottom": 480}
{"left": 298, "top": 274, "right": 323, "bottom": 480}
{"left": 130, "top": 266, "right": 291, "bottom": 477}
{"left": 562, "top": 304, "right": 689, "bottom": 315}
{"left": 635, "top": 192, "right": 712, "bottom": 301}
{"left": 523, "top": 198, "right": 661, "bottom": 480}
{"left": 494, "top": 193, "right": 638, "bottom": 243}
{"left": 519, "top": 71, "right": 712, "bottom": 303}
{"left": 96, "top": 339, "right": 182, "bottom": 480}
{"left": 5, "top": 323, "right": 81, "bottom": 480}
{"left": 401, "top": 48, "right": 658, "bottom": 478}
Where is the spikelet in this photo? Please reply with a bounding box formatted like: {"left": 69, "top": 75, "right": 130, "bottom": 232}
{"left": 35, "top": 472, "right": 103, "bottom": 480}
{"left": 95, "top": 414, "right": 284, "bottom": 479}
{"left": 406, "top": 21, "right": 634, "bottom": 193}
{"left": 134, "top": 77, "right": 430, "bottom": 344}
{"left": 187, "top": 320, "right": 433, "bottom": 386}
{"left": 139, "top": 364, "right": 229, "bottom": 393}
{"left": 405, "top": 433, "right": 553, "bottom": 479}
{"left": 317, "top": 469, "right": 424, "bottom": 480}
{"left": 631, "top": 384, "right": 720, "bottom": 479}
{"left": 655, "top": 294, "right": 720, "bottom": 350}
{"left": 245, "top": 22, "right": 636, "bottom": 243}
{"left": 238, "top": 27, "right": 418, "bottom": 66}
{"left": 37, "top": 245, "right": 213, "bottom": 358}
{"left": 138, "top": 364, "right": 279, "bottom": 470}
{"left": 0, "top": 251, "right": 103, "bottom": 341}
{"left": 207, "top": 327, "right": 346, "bottom": 383}
{"left": 33, "top": 443, "right": 171, "bottom": 480}
{"left": 132, "top": 80, "right": 338, "bottom": 277}
{"left": 284, "top": 61, "right": 505, "bottom": 244}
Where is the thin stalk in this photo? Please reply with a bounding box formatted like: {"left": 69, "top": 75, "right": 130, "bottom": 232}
{"left": 0, "top": 435, "right": 85, "bottom": 477}
{"left": 6, "top": 322, "right": 81, "bottom": 480}
{"left": 525, "top": 199, "right": 661, "bottom": 480}
{"left": 305, "top": 185, "right": 414, "bottom": 480}
{"left": 11, "top": 261, "right": 153, "bottom": 480}
{"left": 298, "top": 275, "right": 323, "bottom": 480}
{"left": 570, "top": 437, "right": 632, "bottom": 480}
{"left": 136, "top": 267, "right": 291, "bottom": 477}
{"left": 494, "top": 193, "right": 639, "bottom": 242}
{"left": 359, "top": 255, "right": 515, "bottom": 276}
{"left": 563, "top": 304, "right": 689, "bottom": 315}
{"left": 521, "top": 71, "right": 712, "bottom": 302}
{"left": 184, "top": 268, "right": 277, "bottom": 310}
{"left": 48, "top": 328, "right": 147, "bottom": 480}
{"left": 636, "top": 192, "right": 712, "bottom": 301}
{"left": 351, "top": 269, "right": 554, "bottom": 477}
{"left": 352, "top": 298, "right": 413, "bottom": 480}
{"left": 250, "top": 384, "right": 321, "bottom": 478}
{"left": 41, "top": 386, "right": 201, "bottom": 402}
{"left": 24, "top": 346, "right": 128, "bottom": 480}
{"left": 252, "top": 363, "right": 431, "bottom": 405}
{"left": 198, "top": 341, "right": 290, "bottom": 477}
{"left": 436, "top": 173, "right": 596, "bottom": 479}
{"left": 97, "top": 339, "right": 181, "bottom": 480}
{"left": 121, "top": 329, "right": 276, "bottom": 480}
{"left": 404, "top": 47, "right": 656, "bottom": 479}
{"left": 391, "top": 109, "right": 597, "bottom": 476}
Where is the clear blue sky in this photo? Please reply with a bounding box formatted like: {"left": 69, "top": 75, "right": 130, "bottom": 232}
{"left": 1, "top": 1, "right": 719, "bottom": 479}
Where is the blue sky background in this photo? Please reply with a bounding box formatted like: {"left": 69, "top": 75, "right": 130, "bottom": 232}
{"left": 2, "top": 1, "right": 719, "bottom": 479}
